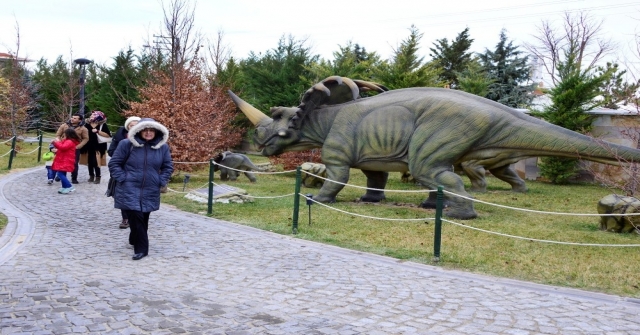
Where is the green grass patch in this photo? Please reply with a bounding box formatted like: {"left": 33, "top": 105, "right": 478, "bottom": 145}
{"left": 164, "top": 155, "right": 640, "bottom": 298}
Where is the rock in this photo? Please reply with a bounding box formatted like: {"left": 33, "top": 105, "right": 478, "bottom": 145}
{"left": 300, "top": 162, "right": 326, "bottom": 188}
{"left": 597, "top": 194, "right": 640, "bottom": 233}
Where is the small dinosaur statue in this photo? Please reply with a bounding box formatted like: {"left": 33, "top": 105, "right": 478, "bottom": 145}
{"left": 229, "top": 76, "right": 640, "bottom": 219}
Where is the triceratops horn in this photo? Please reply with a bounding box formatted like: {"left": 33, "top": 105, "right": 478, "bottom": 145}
{"left": 228, "top": 90, "right": 272, "bottom": 126}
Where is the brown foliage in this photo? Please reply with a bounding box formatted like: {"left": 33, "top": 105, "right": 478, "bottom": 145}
{"left": 268, "top": 149, "right": 322, "bottom": 170}
{"left": 125, "top": 58, "right": 243, "bottom": 171}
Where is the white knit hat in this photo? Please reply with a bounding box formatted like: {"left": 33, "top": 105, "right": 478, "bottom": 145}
{"left": 124, "top": 116, "right": 141, "bottom": 130}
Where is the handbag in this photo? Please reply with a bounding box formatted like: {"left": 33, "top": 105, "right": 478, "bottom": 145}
{"left": 97, "top": 124, "right": 112, "bottom": 143}
{"left": 106, "top": 144, "right": 132, "bottom": 197}
{"left": 105, "top": 177, "right": 116, "bottom": 197}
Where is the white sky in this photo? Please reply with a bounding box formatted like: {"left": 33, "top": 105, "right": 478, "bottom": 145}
{"left": 1, "top": 0, "right": 639, "bottom": 84}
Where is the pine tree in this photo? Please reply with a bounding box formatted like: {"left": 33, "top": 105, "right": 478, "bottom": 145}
{"left": 374, "top": 25, "right": 442, "bottom": 89}
{"left": 455, "top": 58, "right": 493, "bottom": 97}
{"left": 237, "top": 35, "right": 318, "bottom": 112}
{"left": 31, "top": 57, "right": 79, "bottom": 127}
{"left": 305, "top": 41, "right": 382, "bottom": 85}
{"left": 536, "top": 53, "right": 614, "bottom": 183}
{"left": 478, "top": 30, "right": 534, "bottom": 108}
{"left": 429, "top": 28, "right": 474, "bottom": 88}
{"left": 87, "top": 49, "right": 146, "bottom": 125}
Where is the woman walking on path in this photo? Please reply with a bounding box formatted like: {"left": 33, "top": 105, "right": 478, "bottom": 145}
{"left": 107, "top": 116, "right": 141, "bottom": 229}
{"left": 51, "top": 128, "right": 81, "bottom": 194}
{"left": 108, "top": 118, "right": 173, "bottom": 260}
{"left": 81, "top": 110, "right": 111, "bottom": 184}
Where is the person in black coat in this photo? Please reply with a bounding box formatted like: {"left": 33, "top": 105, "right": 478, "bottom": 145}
{"left": 107, "top": 116, "right": 141, "bottom": 229}
{"left": 108, "top": 118, "right": 173, "bottom": 260}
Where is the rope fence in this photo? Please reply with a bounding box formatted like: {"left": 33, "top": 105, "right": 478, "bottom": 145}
{"left": 198, "top": 162, "right": 640, "bottom": 254}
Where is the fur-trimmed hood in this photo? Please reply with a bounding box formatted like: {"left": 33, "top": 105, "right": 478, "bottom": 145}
{"left": 127, "top": 118, "right": 169, "bottom": 149}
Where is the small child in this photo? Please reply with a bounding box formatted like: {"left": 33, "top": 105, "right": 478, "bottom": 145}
{"left": 42, "top": 144, "right": 57, "bottom": 185}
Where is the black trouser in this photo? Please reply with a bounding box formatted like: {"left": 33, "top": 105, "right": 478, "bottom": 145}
{"left": 126, "top": 210, "right": 150, "bottom": 254}
{"left": 87, "top": 151, "right": 101, "bottom": 177}
{"left": 71, "top": 150, "right": 80, "bottom": 180}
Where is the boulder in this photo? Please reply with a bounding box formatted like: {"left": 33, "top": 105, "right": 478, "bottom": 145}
{"left": 597, "top": 194, "right": 640, "bottom": 233}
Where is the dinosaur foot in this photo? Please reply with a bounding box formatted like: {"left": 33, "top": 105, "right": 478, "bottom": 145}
{"left": 444, "top": 208, "right": 478, "bottom": 220}
{"left": 360, "top": 193, "right": 385, "bottom": 202}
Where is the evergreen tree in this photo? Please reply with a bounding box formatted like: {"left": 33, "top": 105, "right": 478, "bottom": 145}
{"left": 536, "top": 52, "right": 615, "bottom": 183}
{"left": 87, "top": 49, "right": 145, "bottom": 125}
{"left": 429, "top": 27, "right": 474, "bottom": 88}
{"left": 31, "top": 57, "right": 78, "bottom": 127}
{"left": 305, "top": 41, "right": 382, "bottom": 86}
{"left": 478, "top": 30, "right": 534, "bottom": 108}
{"left": 237, "top": 35, "right": 318, "bottom": 112}
{"left": 374, "top": 25, "right": 442, "bottom": 89}
{"left": 455, "top": 58, "right": 493, "bottom": 97}
{"left": 598, "top": 62, "right": 640, "bottom": 109}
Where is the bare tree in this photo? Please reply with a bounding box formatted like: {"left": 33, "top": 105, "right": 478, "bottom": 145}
{"left": 206, "top": 30, "right": 231, "bottom": 85}
{"left": 160, "top": 0, "right": 202, "bottom": 67}
{"left": 526, "top": 11, "right": 615, "bottom": 85}
{"left": 144, "top": 0, "right": 202, "bottom": 108}
{"left": 0, "top": 20, "right": 36, "bottom": 140}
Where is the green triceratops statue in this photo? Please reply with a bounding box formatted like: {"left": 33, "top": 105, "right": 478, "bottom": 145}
{"left": 229, "top": 76, "right": 640, "bottom": 219}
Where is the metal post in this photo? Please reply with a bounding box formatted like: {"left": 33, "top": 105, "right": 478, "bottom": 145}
{"left": 8, "top": 136, "right": 16, "bottom": 169}
{"left": 207, "top": 159, "right": 215, "bottom": 215}
{"left": 292, "top": 166, "right": 302, "bottom": 234}
{"left": 73, "top": 58, "right": 92, "bottom": 119}
{"left": 433, "top": 186, "right": 444, "bottom": 262}
{"left": 37, "top": 130, "right": 43, "bottom": 163}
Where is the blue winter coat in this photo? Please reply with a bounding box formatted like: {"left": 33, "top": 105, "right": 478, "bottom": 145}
{"left": 108, "top": 120, "right": 173, "bottom": 213}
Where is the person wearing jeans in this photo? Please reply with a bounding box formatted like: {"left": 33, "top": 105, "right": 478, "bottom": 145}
{"left": 51, "top": 128, "right": 81, "bottom": 194}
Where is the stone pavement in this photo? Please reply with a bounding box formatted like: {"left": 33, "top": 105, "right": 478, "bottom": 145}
{"left": 1, "top": 168, "right": 640, "bottom": 335}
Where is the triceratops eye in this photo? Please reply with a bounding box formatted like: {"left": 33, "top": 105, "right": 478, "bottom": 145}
{"left": 255, "top": 127, "right": 268, "bottom": 139}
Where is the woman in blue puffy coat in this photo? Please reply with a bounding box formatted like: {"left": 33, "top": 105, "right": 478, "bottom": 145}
{"left": 108, "top": 118, "right": 174, "bottom": 260}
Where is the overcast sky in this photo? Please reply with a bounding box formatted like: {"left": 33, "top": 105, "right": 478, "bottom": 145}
{"left": 1, "top": 0, "right": 639, "bottom": 83}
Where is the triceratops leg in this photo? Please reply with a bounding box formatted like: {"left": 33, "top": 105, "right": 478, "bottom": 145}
{"left": 414, "top": 167, "right": 477, "bottom": 220}
{"left": 244, "top": 171, "right": 257, "bottom": 183}
{"left": 488, "top": 164, "right": 527, "bottom": 193}
{"left": 359, "top": 170, "right": 388, "bottom": 202}
{"left": 313, "top": 165, "right": 351, "bottom": 203}
{"left": 460, "top": 161, "right": 488, "bottom": 193}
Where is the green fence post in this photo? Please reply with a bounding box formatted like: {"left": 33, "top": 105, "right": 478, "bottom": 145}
{"left": 207, "top": 159, "right": 215, "bottom": 215}
{"left": 37, "top": 130, "right": 43, "bottom": 163}
{"left": 433, "top": 185, "right": 444, "bottom": 262}
{"left": 7, "top": 136, "right": 16, "bottom": 170}
{"left": 292, "top": 166, "right": 301, "bottom": 234}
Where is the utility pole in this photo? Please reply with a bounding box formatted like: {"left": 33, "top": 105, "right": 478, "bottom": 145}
{"left": 144, "top": 35, "right": 178, "bottom": 103}
{"left": 73, "top": 58, "right": 92, "bottom": 119}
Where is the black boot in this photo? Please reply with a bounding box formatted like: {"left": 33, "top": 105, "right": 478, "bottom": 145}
{"left": 88, "top": 176, "right": 94, "bottom": 182}
{"left": 94, "top": 176, "right": 101, "bottom": 184}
